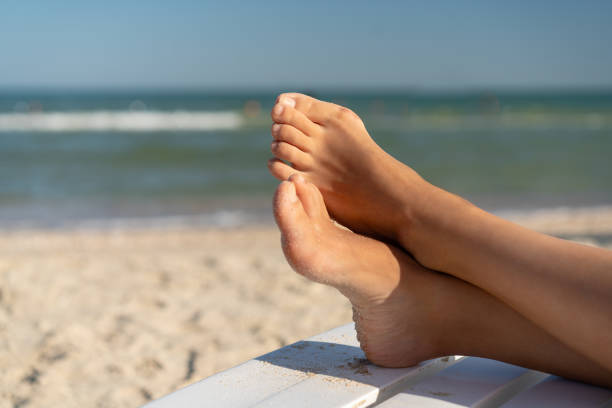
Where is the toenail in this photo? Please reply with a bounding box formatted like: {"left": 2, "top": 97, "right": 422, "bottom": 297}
{"left": 273, "top": 104, "right": 284, "bottom": 116}
{"left": 280, "top": 97, "right": 296, "bottom": 108}
{"left": 271, "top": 123, "right": 281, "bottom": 135}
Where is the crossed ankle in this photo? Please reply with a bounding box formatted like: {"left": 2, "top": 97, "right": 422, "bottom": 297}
{"left": 397, "top": 185, "right": 477, "bottom": 272}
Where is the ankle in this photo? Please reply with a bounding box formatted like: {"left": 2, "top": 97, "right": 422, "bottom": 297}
{"left": 397, "top": 183, "right": 475, "bottom": 271}
{"left": 372, "top": 158, "right": 430, "bottom": 242}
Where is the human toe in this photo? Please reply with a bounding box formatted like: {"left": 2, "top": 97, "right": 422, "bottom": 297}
{"left": 277, "top": 92, "right": 358, "bottom": 126}
{"left": 291, "top": 175, "right": 327, "bottom": 219}
{"left": 271, "top": 100, "right": 319, "bottom": 136}
{"left": 273, "top": 180, "right": 305, "bottom": 232}
{"left": 270, "top": 141, "right": 312, "bottom": 170}
{"left": 267, "top": 158, "right": 301, "bottom": 181}
{"left": 271, "top": 123, "right": 312, "bottom": 152}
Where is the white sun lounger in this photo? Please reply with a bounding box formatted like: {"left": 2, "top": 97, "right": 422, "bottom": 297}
{"left": 144, "top": 323, "right": 612, "bottom": 407}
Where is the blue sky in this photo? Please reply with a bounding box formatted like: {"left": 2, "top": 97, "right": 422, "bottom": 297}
{"left": 1, "top": 0, "right": 611, "bottom": 90}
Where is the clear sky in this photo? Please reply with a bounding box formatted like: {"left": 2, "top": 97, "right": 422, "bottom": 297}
{"left": 1, "top": 0, "right": 611, "bottom": 90}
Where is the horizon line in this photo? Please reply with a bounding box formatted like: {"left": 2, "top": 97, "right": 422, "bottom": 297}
{"left": 2, "top": 84, "right": 612, "bottom": 95}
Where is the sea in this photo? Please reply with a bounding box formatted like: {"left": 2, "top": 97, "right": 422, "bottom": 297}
{"left": 0, "top": 89, "right": 611, "bottom": 228}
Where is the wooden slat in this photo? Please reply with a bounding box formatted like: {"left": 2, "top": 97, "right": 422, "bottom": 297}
{"left": 500, "top": 376, "right": 612, "bottom": 407}
{"left": 143, "top": 323, "right": 460, "bottom": 408}
{"left": 144, "top": 323, "right": 612, "bottom": 408}
{"left": 376, "top": 357, "right": 548, "bottom": 408}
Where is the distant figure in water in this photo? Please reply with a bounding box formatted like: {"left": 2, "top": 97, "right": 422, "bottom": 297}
{"left": 267, "top": 93, "right": 612, "bottom": 388}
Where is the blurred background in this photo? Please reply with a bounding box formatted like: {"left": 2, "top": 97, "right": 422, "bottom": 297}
{"left": 2, "top": 1, "right": 612, "bottom": 407}
{"left": 1, "top": 0, "right": 611, "bottom": 227}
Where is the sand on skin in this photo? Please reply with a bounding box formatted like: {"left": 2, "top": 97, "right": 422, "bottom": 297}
{"left": 1, "top": 206, "right": 612, "bottom": 407}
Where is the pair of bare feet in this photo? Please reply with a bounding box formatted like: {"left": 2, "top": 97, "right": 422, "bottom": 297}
{"left": 267, "top": 93, "right": 612, "bottom": 387}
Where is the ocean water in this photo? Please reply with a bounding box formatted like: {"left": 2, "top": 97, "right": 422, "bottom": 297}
{"left": 0, "top": 90, "right": 611, "bottom": 227}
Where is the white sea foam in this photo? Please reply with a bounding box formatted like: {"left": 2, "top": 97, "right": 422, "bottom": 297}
{"left": 0, "top": 110, "right": 243, "bottom": 132}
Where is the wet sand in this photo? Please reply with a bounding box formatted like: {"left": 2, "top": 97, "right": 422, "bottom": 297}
{"left": 1, "top": 206, "right": 612, "bottom": 407}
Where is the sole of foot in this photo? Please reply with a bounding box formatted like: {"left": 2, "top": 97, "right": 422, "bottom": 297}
{"left": 273, "top": 174, "right": 447, "bottom": 367}
{"left": 273, "top": 177, "right": 612, "bottom": 387}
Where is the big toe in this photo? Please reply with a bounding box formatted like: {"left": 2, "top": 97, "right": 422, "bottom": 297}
{"left": 277, "top": 92, "right": 353, "bottom": 126}
{"left": 273, "top": 179, "right": 319, "bottom": 272}
{"left": 273, "top": 180, "right": 307, "bottom": 235}
{"left": 290, "top": 174, "right": 329, "bottom": 219}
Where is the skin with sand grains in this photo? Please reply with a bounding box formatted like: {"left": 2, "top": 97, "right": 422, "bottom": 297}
{"left": 268, "top": 93, "right": 612, "bottom": 387}
{"left": 273, "top": 174, "right": 439, "bottom": 367}
{"left": 272, "top": 175, "right": 612, "bottom": 387}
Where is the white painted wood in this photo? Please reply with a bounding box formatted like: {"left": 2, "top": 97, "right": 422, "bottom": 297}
{"left": 143, "top": 323, "right": 460, "bottom": 408}
{"left": 143, "top": 323, "right": 612, "bottom": 408}
{"left": 500, "top": 375, "right": 612, "bottom": 407}
{"left": 376, "top": 357, "right": 549, "bottom": 408}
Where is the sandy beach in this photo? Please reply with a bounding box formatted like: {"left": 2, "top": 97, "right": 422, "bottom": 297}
{"left": 2, "top": 206, "right": 612, "bottom": 408}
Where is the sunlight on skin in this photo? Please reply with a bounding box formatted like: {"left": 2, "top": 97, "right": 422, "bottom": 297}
{"left": 269, "top": 93, "right": 612, "bottom": 385}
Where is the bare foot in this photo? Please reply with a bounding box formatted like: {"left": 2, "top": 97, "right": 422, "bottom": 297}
{"left": 273, "top": 176, "right": 612, "bottom": 386}
{"left": 268, "top": 92, "right": 434, "bottom": 242}
{"left": 273, "top": 174, "right": 442, "bottom": 367}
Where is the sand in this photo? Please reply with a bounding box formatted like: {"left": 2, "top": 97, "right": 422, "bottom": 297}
{"left": 1, "top": 206, "right": 612, "bottom": 407}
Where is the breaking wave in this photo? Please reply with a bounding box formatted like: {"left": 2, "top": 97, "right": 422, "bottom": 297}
{"left": 0, "top": 110, "right": 243, "bottom": 132}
